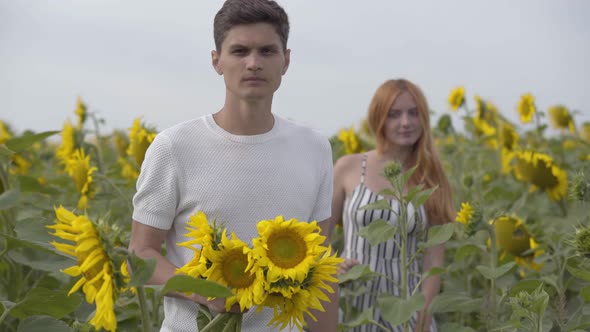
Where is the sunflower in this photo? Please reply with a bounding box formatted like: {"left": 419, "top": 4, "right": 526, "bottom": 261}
{"left": 75, "top": 96, "right": 87, "bottom": 129}
{"left": 112, "top": 130, "right": 130, "bottom": 157}
{"left": 513, "top": 150, "right": 568, "bottom": 201}
{"left": 0, "top": 120, "right": 12, "bottom": 144}
{"left": 176, "top": 248, "right": 208, "bottom": 279}
{"left": 262, "top": 249, "right": 342, "bottom": 331}
{"left": 66, "top": 148, "right": 97, "bottom": 210}
{"left": 472, "top": 117, "right": 497, "bottom": 148}
{"left": 456, "top": 202, "right": 474, "bottom": 226}
{"left": 492, "top": 216, "right": 543, "bottom": 273}
{"left": 47, "top": 206, "right": 120, "bottom": 332}
{"left": 498, "top": 122, "right": 519, "bottom": 151}
{"left": 202, "top": 231, "right": 265, "bottom": 311}
{"left": 117, "top": 157, "right": 139, "bottom": 181}
{"left": 177, "top": 211, "right": 218, "bottom": 250}
{"left": 448, "top": 86, "right": 465, "bottom": 111}
{"left": 517, "top": 93, "right": 536, "bottom": 124}
{"left": 9, "top": 154, "right": 32, "bottom": 175}
{"left": 56, "top": 121, "right": 77, "bottom": 168}
{"left": 581, "top": 122, "right": 590, "bottom": 143}
{"left": 474, "top": 95, "right": 497, "bottom": 123}
{"left": 501, "top": 148, "right": 516, "bottom": 174}
{"left": 548, "top": 105, "right": 575, "bottom": 133}
{"left": 337, "top": 127, "right": 363, "bottom": 155}
{"left": 127, "top": 118, "right": 157, "bottom": 167}
{"left": 249, "top": 216, "right": 326, "bottom": 284}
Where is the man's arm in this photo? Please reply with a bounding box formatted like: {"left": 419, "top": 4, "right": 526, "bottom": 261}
{"left": 127, "top": 220, "right": 231, "bottom": 312}
{"left": 417, "top": 243, "right": 445, "bottom": 331}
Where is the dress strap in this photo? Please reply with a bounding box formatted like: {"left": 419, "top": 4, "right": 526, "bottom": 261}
{"left": 360, "top": 153, "right": 368, "bottom": 184}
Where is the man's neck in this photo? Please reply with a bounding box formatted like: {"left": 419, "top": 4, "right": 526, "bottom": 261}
{"left": 213, "top": 97, "right": 275, "bottom": 135}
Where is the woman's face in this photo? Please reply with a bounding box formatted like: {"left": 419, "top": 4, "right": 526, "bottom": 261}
{"left": 383, "top": 91, "right": 423, "bottom": 148}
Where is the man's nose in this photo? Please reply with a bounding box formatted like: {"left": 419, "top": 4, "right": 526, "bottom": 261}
{"left": 246, "top": 54, "right": 262, "bottom": 71}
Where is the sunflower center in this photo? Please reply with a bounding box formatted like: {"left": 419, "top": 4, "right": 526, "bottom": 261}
{"left": 266, "top": 230, "right": 307, "bottom": 269}
{"left": 529, "top": 159, "right": 558, "bottom": 189}
{"left": 222, "top": 249, "right": 255, "bottom": 289}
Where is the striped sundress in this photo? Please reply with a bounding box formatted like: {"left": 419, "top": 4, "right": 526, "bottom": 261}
{"left": 340, "top": 154, "right": 437, "bottom": 332}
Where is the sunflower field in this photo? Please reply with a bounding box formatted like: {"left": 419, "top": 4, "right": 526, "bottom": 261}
{"left": 1, "top": 89, "right": 589, "bottom": 332}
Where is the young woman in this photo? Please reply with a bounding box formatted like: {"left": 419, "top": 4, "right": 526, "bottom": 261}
{"left": 333, "top": 79, "right": 454, "bottom": 332}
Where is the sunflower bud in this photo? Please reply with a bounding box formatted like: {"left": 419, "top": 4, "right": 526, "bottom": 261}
{"left": 437, "top": 114, "right": 452, "bottom": 134}
{"left": 574, "top": 225, "right": 590, "bottom": 258}
{"left": 463, "top": 175, "right": 474, "bottom": 188}
{"left": 383, "top": 161, "right": 403, "bottom": 182}
{"left": 569, "top": 171, "right": 588, "bottom": 202}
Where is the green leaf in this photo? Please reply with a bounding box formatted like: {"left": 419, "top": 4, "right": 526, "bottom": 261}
{"left": 17, "top": 176, "right": 60, "bottom": 194}
{"left": 508, "top": 279, "right": 545, "bottom": 297}
{"left": 357, "top": 219, "right": 396, "bottom": 247}
{"left": 410, "top": 186, "right": 438, "bottom": 208}
{"left": 403, "top": 184, "right": 425, "bottom": 202}
{"left": 420, "top": 223, "right": 454, "bottom": 248}
{"left": 429, "top": 293, "right": 483, "bottom": 313}
{"left": 377, "top": 293, "right": 425, "bottom": 326}
{"left": 161, "top": 275, "right": 232, "bottom": 298}
{"left": 127, "top": 254, "right": 157, "bottom": 287}
{"left": 199, "top": 312, "right": 233, "bottom": 332}
{"left": 339, "top": 308, "right": 374, "bottom": 329}
{"left": 580, "top": 285, "right": 590, "bottom": 303}
{"left": 0, "top": 144, "right": 15, "bottom": 164}
{"left": 5, "top": 131, "right": 59, "bottom": 153}
{"left": 454, "top": 244, "right": 483, "bottom": 261}
{"left": 10, "top": 288, "right": 82, "bottom": 319}
{"left": 197, "top": 305, "right": 213, "bottom": 331}
{"left": 14, "top": 216, "right": 56, "bottom": 249}
{"left": 338, "top": 264, "right": 379, "bottom": 283}
{"left": 476, "top": 262, "right": 516, "bottom": 280}
{"left": 358, "top": 199, "right": 391, "bottom": 211}
{"left": 567, "top": 264, "right": 590, "bottom": 282}
{"left": 17, "top": 316, "right": 74, "bottom": 332}
{"left": 0, "top": 188, "right": 20, "bottom": 210}
{"left": 423, "top": 267, "right": 446, "bottom": 279}
{"left": 8, "top": 249, "right": 74, "bottom": 272}
{"left": 378, "top": 188, "right": 397, "bottom": 197}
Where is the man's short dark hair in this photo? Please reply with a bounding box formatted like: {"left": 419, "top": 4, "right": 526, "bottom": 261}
{"left": 214, "top": 0, "right": 290, "bottom": 51}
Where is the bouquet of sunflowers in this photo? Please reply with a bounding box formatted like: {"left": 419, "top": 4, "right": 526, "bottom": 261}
{"left": 174, "top": 211, "right": 342, "bottom": 332}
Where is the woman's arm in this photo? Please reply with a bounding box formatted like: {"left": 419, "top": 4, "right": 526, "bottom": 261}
{"left": 417, "top": 242, "right": 445, "bottom": 331}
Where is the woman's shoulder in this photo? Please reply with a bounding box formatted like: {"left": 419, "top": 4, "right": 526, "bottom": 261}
{"left": 334, "top": 151, "right": 370, "bottom": 175}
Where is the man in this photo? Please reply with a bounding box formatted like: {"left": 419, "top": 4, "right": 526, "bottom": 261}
{"left": 128, "top": 1, "right": 337, "bottom": 331}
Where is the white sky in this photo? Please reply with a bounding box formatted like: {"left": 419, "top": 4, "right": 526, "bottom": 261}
{"left": 1, "top": 0, "right": 589, "bottom": 137}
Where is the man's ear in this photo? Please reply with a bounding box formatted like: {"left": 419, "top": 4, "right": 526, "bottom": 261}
{"left": 282, "top": 48, "right": 291, "bottom": 75}
{"left": 212, "top": 50, "right": 223, "bottom": 75}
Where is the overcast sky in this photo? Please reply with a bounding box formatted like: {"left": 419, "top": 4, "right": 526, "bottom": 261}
{"left": 1, "top": 0, "right": 589, "bottom": 138}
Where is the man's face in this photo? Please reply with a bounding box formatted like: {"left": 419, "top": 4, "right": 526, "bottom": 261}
{"left": 212, "top": 23, "right": 290, "bottom": 102}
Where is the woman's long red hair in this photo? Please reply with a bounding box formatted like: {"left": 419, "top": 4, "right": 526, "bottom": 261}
{"left": 367, "top": 79, "right": 454, "bottom": 225}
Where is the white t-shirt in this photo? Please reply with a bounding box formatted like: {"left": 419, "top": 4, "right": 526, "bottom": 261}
{"left": 132, "top": 113, "right": 333, "bottom": 332}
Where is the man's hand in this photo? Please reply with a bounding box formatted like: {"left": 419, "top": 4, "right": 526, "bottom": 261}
{"left": 193, "top": 295, "right": 243, "bottom": 313}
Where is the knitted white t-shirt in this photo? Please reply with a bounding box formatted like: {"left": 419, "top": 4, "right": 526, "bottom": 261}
{"left": 132, "top": 113, "right": 333, "bottom": 332}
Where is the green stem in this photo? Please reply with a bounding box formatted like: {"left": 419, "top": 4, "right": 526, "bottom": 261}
{"left": 488, "top": 226, "right": 498, "bottom": 328}
{"left": 127, "top": 258, "right": 151, "bottom": 332}
{"left": 94, "top": 173, "right": 133, "bottom": 213}
{"left": 370, "top": 319, "right": 393, "bottom": 332}
{"left": 398, "top": 185, "right": 409, "bottom": 332}
{"left": 0, "top": 305, "right": 13, "bottom": 327}
{"left": 200, "top": 313, "right": 230, "bottom": 332}
{"left": 136, "top": 286, "right": 151, "bottom": 332}
{"left": 89, "top": 113, "right": 105, "bottom": 173}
